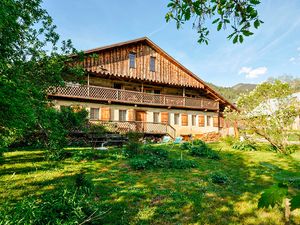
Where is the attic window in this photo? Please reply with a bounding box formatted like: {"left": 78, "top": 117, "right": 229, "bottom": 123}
{"left": 150, "top": 56, "right": 156, "bottom": 72}
{"left": 129, "top": 52, "right": 136, "bottom": 68}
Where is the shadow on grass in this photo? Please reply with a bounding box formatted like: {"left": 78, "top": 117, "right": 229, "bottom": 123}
{"left": 1, "top": 145, "right": 299, "bottom": 224}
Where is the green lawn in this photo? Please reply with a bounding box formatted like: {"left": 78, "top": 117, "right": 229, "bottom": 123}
{"left": 1, "top": 143, "right": 300, "bottom": 224}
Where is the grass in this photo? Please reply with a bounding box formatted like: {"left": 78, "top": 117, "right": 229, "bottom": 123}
{"left": 1, "top": 143, "right": 300, "bottom": 224}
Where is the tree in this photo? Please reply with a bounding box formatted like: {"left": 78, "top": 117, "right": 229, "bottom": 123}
{"left": 0, "top": 0, "right": 85, "bottom": 149}
{"left": 224, "top": 80, "right": 300, "bottom": 154}
{"left": 166, "top": 0, "right": 263, "bottom": 44}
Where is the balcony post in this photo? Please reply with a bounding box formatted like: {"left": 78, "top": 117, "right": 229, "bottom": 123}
{"left": 183, "top": 88, "right": 186, "bottom": 106}
{"left": 87, "top": 74, "right": 90, "bottom": 96}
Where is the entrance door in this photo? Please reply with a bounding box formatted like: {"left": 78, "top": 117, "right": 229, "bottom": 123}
{"left": 135, "top": 111, "right": 146, "bottom": 132}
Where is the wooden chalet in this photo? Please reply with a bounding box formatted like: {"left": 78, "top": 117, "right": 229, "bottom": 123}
{"left": 48, "top": 37, "right": 236, "bottom": 138}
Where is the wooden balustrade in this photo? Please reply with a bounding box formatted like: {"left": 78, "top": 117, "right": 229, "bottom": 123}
{"left": 92, "top": 120, "right": 176, "bottom": 138}
{"left": 48, "top": 85, "right": 219, "bottom": 110}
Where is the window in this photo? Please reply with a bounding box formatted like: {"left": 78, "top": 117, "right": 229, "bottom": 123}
{"left": 192, "top": 115, "right": 196, "bottom": 126}
{"left": 129, "top": 53, "right": 136, "bottom": 68}
{"left": 153, "top": 112, "right": 159, "bottom": 123}
{"left": 206, "top": 115, "right": 212, "bottom": 126}
{"left": 119, "top": 110, "right": 127, "bottom": 121}
{"left": 150, "top": 56, "right": 156, "bottom": 72}
{"left": 90, "top": 108, "right": 99, "bottom": 120}
{"left": 174, "top": 113, "right": 179, "bottom": 125}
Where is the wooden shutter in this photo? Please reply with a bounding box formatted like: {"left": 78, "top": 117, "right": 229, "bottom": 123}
{"left": 101, "top": 107, "right": 110, "bottom": 121}
{"left": 128, "top": 109, "right": 135, "bottom": 121}
{"left": 213, "top": 116, "right": 219, "bottom": 127}
{"left": 198, "top": 115, "right": 205, "bottom": 127}
{"left": 181, "top": 114, "right": 188, "bottom": 126}
{"left": 219, "top": 117, "right": 224, "bottom": 128}
{"left": 161, "top": 112, "right": 169, "bottom": 124}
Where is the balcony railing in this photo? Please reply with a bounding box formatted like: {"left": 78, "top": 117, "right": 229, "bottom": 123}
{"left": 48, "top": 85, "right": 219, "bottom": 110}
{"left": 91, "top": 120, "right": 176, "bottom": 138}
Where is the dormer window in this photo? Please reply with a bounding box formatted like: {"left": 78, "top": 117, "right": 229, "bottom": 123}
{"left": 150, "top": 56, "right": 156, "bottom": 72}
{"left": 129, "top": 52, "right": 136, "bottom": 68}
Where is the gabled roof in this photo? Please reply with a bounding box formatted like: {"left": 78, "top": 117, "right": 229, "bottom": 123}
{"left": 82, "top": 37, "right": 237, "bottom": 110}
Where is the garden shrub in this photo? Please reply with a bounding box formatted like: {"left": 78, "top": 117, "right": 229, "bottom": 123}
{"left": 232, "top": 141, "right": 257, "bottom": 151}
{"left": 142, "top": 145, "right": 168, "bottom": 159}
{"left": 123, "top": 142, "right": 143, "bottom": 158}
{"left": 190, "top": 141, "right": 221, "bottom": 160}
{"left": 170, "top": 159, "right": 198, "bottom": 169}
{"left": 210, "top": 171, "right": 229, "bottom": 184}
{"left": 128, "top": 154, "right": 167, "bottom": 170}
{"left": 180, "top": 142, "right": 191, "bottom": 150}
{"left": 128, "top": 145, "right": 201, "bottom": 170}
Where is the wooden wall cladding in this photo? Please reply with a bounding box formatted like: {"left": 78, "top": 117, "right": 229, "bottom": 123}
{"left": 83, "top": 43, "right": 205, "bottom": 88}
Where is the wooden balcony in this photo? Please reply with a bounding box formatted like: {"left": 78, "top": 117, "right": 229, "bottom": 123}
{"left": 91, "top": 120, "right": 176, "bottom": 138}
{"left": 48, "top": 85, "right": 219, "bottom": 110}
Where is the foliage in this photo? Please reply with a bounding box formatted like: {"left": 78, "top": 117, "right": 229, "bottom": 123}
{"left": 225, "top": 80, "right": 300, "bottom": 154}
{"left": 127, "top": 145, "right": 169, "bottom": 170}
{"left": 128, "top": 154, "right": 167, "bottom": 170}
{"left": 0, "top": 0, "right": 85, "bottom": 149}
{"left": 123, "top": 142, "right": 143, "bottom": 158}
{"left": 72, "top": 149, "right": 121, "bottom": 162}
{"left": 232, "top": 140, "right": 257, "bottom": 151}
{"left": 74, "top": 172, "right": 94, "bottom": 194}
{"left": 166, "top": 0, "right": 262, "bottom": 44}
{"left": 127, "top": 131, "right": 143, "bottom": 143}
{"left": 189, "top": 140, "right": 220, "bottom": 160}
{"left": 0, "top": 149, "right": 4, "bottom": 165}
{"left": 143, "top": 145, "right": 169, "bottom": 159}
{"left": 258, "top": 183, "right": 288, "bottom": 208}
{"left": 180, "top": 141, "right": 191, "bottom": 150}
{"left": 210, "top": 171, "right": 229, "bottom": 184}
{"left": 221, "top": 135, "right": 238, "bottom": 146}
{"left": 170, "top": 159, "right": 198, "bottom": 169}
{"left": 290, "top": 193, "right": 300, "bottom": 211}
{"left": 39, "top": 107, "right": 88, "bottom": 160}
{"left": 0, "top": 175, "right": 103, "bottom": 225}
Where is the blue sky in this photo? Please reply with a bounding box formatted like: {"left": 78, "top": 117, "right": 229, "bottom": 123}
{"left": 43, "top": 0, "right": 300, "bottom": 87}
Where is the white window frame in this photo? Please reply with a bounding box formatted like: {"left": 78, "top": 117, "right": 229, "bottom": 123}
{"left": 153, "top": 112, "right": 160, "bottom": 123}
{"left": 119, "top": 109, "right": 127, "bottom": 121}
{"left": 90, "top": 108, "right": 99, "bottom": 120}
{"left": 174, "top": 113, "right": 180, "bottom": 125}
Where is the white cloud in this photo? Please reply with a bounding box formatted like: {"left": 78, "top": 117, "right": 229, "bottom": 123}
{"left": 239, "top": 66, "right": 268, "bottom": 79}
{"left": 297, "top": 47, "right": 300, "bottom": 51}
{"left": 289, "top": 57, "right": 296, "bottom": 62}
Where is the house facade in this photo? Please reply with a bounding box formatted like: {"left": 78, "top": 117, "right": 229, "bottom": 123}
{"left": 48, "top": 37, "right": 236, "bottom": 138}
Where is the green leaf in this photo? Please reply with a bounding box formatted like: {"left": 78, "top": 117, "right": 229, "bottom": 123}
{"left": 217, "top": 22, "right": 222, "bottom": 31}
{"left": 290, "top": 193, "right": 300, "bottom": 211}
{"left": 242, "top": 30, "right": 254, "bottom": 36}
{"left": 233, "top": 35, "right": 239, "bottom": 44}
{"left": 212, "top": 18, "right": 220, "bottom": 24}
{"left": 254, "top": 19, "right": 260, "bottom": 29}
{"left": 239, "top": 35, "right": 244, "bottom": 43}
{"left": 250, "top": 0, "right": 261, "bottom": 5}
{"left": 258, "top": 184, "right": 288, "bottom": 208}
